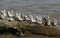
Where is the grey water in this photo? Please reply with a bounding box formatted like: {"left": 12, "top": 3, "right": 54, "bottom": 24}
{"left": 0, "top": 0, "right": 60, "bottom": 14}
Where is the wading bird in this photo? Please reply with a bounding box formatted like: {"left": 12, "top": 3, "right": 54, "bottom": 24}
{"left": 42, "top": 15, "right": 47, "bottom": 26}
{"left": 36, "top": 15, "right": 42, "bottom": 24}
{"left": 53, "top": 18, "right": 57, "bottom": 26}
{"left": 7, "top": 10, "right": 14, "bottom": 21}
{"left": 25, "top": 14, "right": 30, "bottom": 21}
{"left": 29, "top": 14, "right": 37, "bottom": 24}
{"left": 15, "top": 12, "right": 23, "bottom": 22}
{"left": 1, "top": 9, "right": 7, "bottom": 19}
{"left": 47, "top": 19, "right": 51, "bottom": 26}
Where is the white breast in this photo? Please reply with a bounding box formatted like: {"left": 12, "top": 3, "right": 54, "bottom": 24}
{"left": 16, "top": 13, "right": 23, "bottom": 21}
{"left": 36, "top": 15, "right": 42, "bottom": 24}
{"left": 25, "top": 15, "right": 30, "bottom": 20}
{"left": 29, "top": 15, "right": 36, "bottom": 22}
{"left": 38, "top": 16, "right": 42, "bottom": 24}
{"left": 8, "top": 10, "right": 14, "bottom": 17}
{"left": 47, "top": 19, "right": 51, "bottom": 25}
{"left": 54, "top": 18, "right": 57, "bottom": 26}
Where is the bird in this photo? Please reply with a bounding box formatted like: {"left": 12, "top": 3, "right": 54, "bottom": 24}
{"left": 42, "top": 15, "right": 47, "bottom": 25}
{"left": 53, "top": 18, "right": 57, "bottom": 26}
{"left": 46, "top": 15, "right": 51, "bottom": 26}
{"left": 7, "top": 10, "right": 14, "bottom": 17}
{"left": 18, "top": 13, "right": 23, "bottom": 21}
{"left": 7, "top": 10, "right": 14, "bottom": 22}
{"left": 21, "top": 13, "right": 26, "bottom": 21}
{"left": 49, "top": 18, "right": 57, "bottom": 27}
{"left": 13, "top": 12, "right": 20, "bottom": 22}
{"left": 46, "top": 15, "right": 50, "bottom": 20}
{"left": 24, "top": 13, "right": 30, "bottom": 21}
{"left": 15, "top": 12, "right": 23, "bottom": 22}
{"left": 42, "top": 15, "right": 47, "bottom": 21}
{"left": 29, "top": 14, "right": 37, "bottom": 24}
{"left": 42, "top": 15, "right": 51, "bottom": 26}
{"left": 47, "top": 19, "right": 51, "bottom": 26}
{"left": 25, "top": 15, "right": 30, "bottom": 20}
{"left": 36, "top": 15, "right": 42, "bottom": 24}
{"left": 1, "top": 9, "right": 7, "bottom": 19}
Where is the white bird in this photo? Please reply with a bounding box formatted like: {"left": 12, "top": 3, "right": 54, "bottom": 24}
{"left": 7, "top": 10, "right": 14, "bottom": 21}
{"left": 36, "top": 15, "right": 42, "bottom": 24}
{"left": 1, "top": 9, "right": 7, "bottom": 19}
{"left": 25, "top": 15, "right": 30, "bottom": 21}
{"left": 46, "top": 15, "right": 51, "bottom": 26}
{"left": 21, "top": 13, "right": 26, "bottom": 21}
{"left": 42, "top": 15, "right": 47, "bottom": 20}
{"left": 42, "top": 15, "right": 47, "bottom": 25}
{"left": 8, "top": 10, "right": 14, "bottom": 17}
{"left": 29, "top": 15, "right": 36, "bottom": 23}
{"left": 15, "top": 12, "right": 19, "bottom": 18}
{"left": 42, "top": 15, "right": 51, "bottom": 25}
{"left": 53, "top": 18, "right": 57, "bottom": 26}
{"left": 46, "top": 15, "right": 50, "bottom": 20}
{"left": 47, "top": 19, "right": 51, "bottom": 26}
{"left": 15, "top": 12, "right": 23, "bottom": 21}
{"left": 19, "top": 13, "right": 23, "bottom": 21}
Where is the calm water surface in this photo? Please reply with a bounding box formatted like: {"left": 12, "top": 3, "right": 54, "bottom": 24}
{"left": 0, "top": 0, "right": 60, "bottom": 14}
